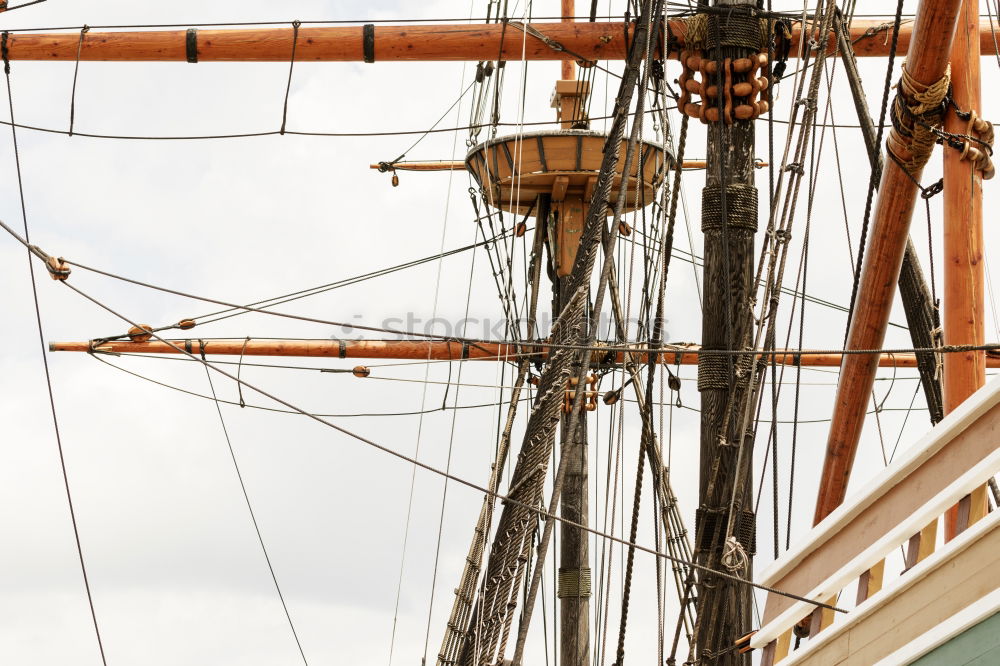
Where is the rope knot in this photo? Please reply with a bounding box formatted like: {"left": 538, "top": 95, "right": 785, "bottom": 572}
{"left": 29, "top": 245, "right": 71, "bottom": 280}
{"left": 920, "top": 178, "right": 943, "bottom": 200}
{"left": 721, "top": 536, "right": 749, "bottom": 573}
{"left": 888, "top": 64, "right": 951, "bottom": 175}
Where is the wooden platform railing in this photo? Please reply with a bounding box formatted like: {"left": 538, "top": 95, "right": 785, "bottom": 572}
{"left": 750, "top": 375, "right": 1000, "bottom": 664}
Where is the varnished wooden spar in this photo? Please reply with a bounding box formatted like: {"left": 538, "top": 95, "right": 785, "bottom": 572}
{"left": 368, "top": 159, "right": 765, "bottom": 171}
{"left": 942, "top": 0, "right": 988, "bottom": 541}
{"left": 814, "top": 0, "right": 967, "bottom": 525}
{"left": 4, "top": 20, "right": 998, "bottom": 63}
{"left": 47, "top": 338, "right": 1000, "bottom": 368}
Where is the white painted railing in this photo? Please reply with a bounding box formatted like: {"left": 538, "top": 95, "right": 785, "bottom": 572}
{"left": 751, "top": 375, "right": 1000, "bottom": 664}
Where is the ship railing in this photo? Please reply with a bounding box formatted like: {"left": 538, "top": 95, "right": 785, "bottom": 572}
{"left": 749, "top": 374, "right": 1000, "bottom": 664}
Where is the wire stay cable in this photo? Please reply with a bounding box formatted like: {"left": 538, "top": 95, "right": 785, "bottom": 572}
{"left": 2, "top": 35, "right": 108, "bottom": 666}
{"left": 201, "top": 363, "right": 310, "bottom": 665}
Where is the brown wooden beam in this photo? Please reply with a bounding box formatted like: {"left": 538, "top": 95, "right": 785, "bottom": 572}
{"left": 48, "top": 338, "right": 1000, "bottom": 368}
{"left": 4, "top": 20, "right": 997, "bottom": 63}
{"left": 367, "top": 159, "right": 765, "bottom": 172}
{"left": 943, "top": 0, "right": 988, "bottom": 542}
{"left": 814, "top": 0, "right": 967, "bottom": 525}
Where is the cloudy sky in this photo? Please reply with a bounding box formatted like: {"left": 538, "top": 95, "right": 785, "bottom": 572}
{"left": 0, "top": 1, "right": 997, "bottom": 664}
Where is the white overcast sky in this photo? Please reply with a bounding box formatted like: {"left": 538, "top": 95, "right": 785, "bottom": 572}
{"left": 0, "top": 1, "right": 997, "bottom": 665}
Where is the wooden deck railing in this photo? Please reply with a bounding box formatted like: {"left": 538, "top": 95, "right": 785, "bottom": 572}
{"left": 750, "top": 375, "right": 1000, "bottom": 664}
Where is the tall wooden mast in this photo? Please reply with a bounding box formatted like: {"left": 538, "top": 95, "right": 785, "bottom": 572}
{"left": 942, "top": 0, "right": 988, "bottom": 539}
{"left": 553, "top": 4, "right": 590, "bottom": 663}
{"left": 694, "top": 1, "right": 759, "bottom": 662}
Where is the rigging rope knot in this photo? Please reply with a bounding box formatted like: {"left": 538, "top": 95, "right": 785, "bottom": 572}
{"left": 28, "top": 244, "right": 71, "bottom": 280}
{"left": 86, "top": 339, "right": 115, "bottom": 355}
{"left": 887, "top": 63, "right": 951, "bottom": 175}
{"left": 794, "top": 96, "right": 816, "bottom": 111}
{"left": 721, "top": 536, "right": 749, "bottom": 573}
{"left": 920, "top": 177, "right": 944, "bottom": 200}
{"left": 862, "top": 20, "right": 896, "bottom": 39}
{"left": 505, "top": 19, "right": 565, "bottom": 53}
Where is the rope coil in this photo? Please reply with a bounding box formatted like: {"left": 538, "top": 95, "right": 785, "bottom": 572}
{"left": 888, "top": 64, "right": 951, "bottom": 175}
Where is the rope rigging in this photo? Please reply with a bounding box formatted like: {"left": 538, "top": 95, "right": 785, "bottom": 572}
{"left": 19, "top": 244, "right": 848, "bottom": 615}
{"left": 2, "top": 36, "right": 108, "bottom": 665}
{"left": 6, "top": 3, "right": 999, "bottom": 665}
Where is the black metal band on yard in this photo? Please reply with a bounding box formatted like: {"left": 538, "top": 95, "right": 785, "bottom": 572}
{"left": 363, "top": 24, "right": 375, "bottom": 63}
{"left": 185, "top": 28, "right": 198, "bottom": 63}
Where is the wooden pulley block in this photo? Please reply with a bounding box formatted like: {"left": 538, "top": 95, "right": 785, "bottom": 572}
{"left": 730, "top": 81, "right": 754, "bottom": 97}
{"left": 970, "top": 116, "right": 992, "bottom": 135}
{"left": 128, "top": 325, "right": 153, "bottom": 342}
{"left": 965, "top": 145, "right": 985, "bottom": 164}
{"left": 731, "top": 57, "right": 754, "bottom": 74}
{"left": 515, "top": 221, "right": 527, "bottom": 237}
{"left": 44, "top": 255, "right": 70, "bottom": 281}
{"left": 677, "top": 50, "right": 693, "bottom": 113}
{"left": 352, "top": 365, "right": 371, "bottom": 378}
{"left": 177, "top": 319, "right": 196, "bottom": 330}
{"left": 698, "top": 56, "right": 713, "bottom": 124}
{"left": 723, "top": 57, "right": 733, "bottom": 125}
{"left": 618, "top": 220, "right": 632, "bottom": 237}
{"left": 684, "top": 78, "right": 704, "bottom": 95}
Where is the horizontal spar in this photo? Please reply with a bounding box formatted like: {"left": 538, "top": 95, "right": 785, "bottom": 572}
{"left": 47, "top": 338, "right": 1000, "bottom": 368}
{"left": 5, "top": 20, "right": 998, "bottom": 62}
{"left": 368, "top": 160, "right": 768, "bottom": 171}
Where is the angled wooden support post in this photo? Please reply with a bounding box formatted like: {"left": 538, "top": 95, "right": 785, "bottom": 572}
{"left": 814, "top": 0, "right": 967, "bottom": 526}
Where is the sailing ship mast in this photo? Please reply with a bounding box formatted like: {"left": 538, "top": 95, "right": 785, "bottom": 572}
{"left": 16, "top": 1, "right": 999, "bottom": 664}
